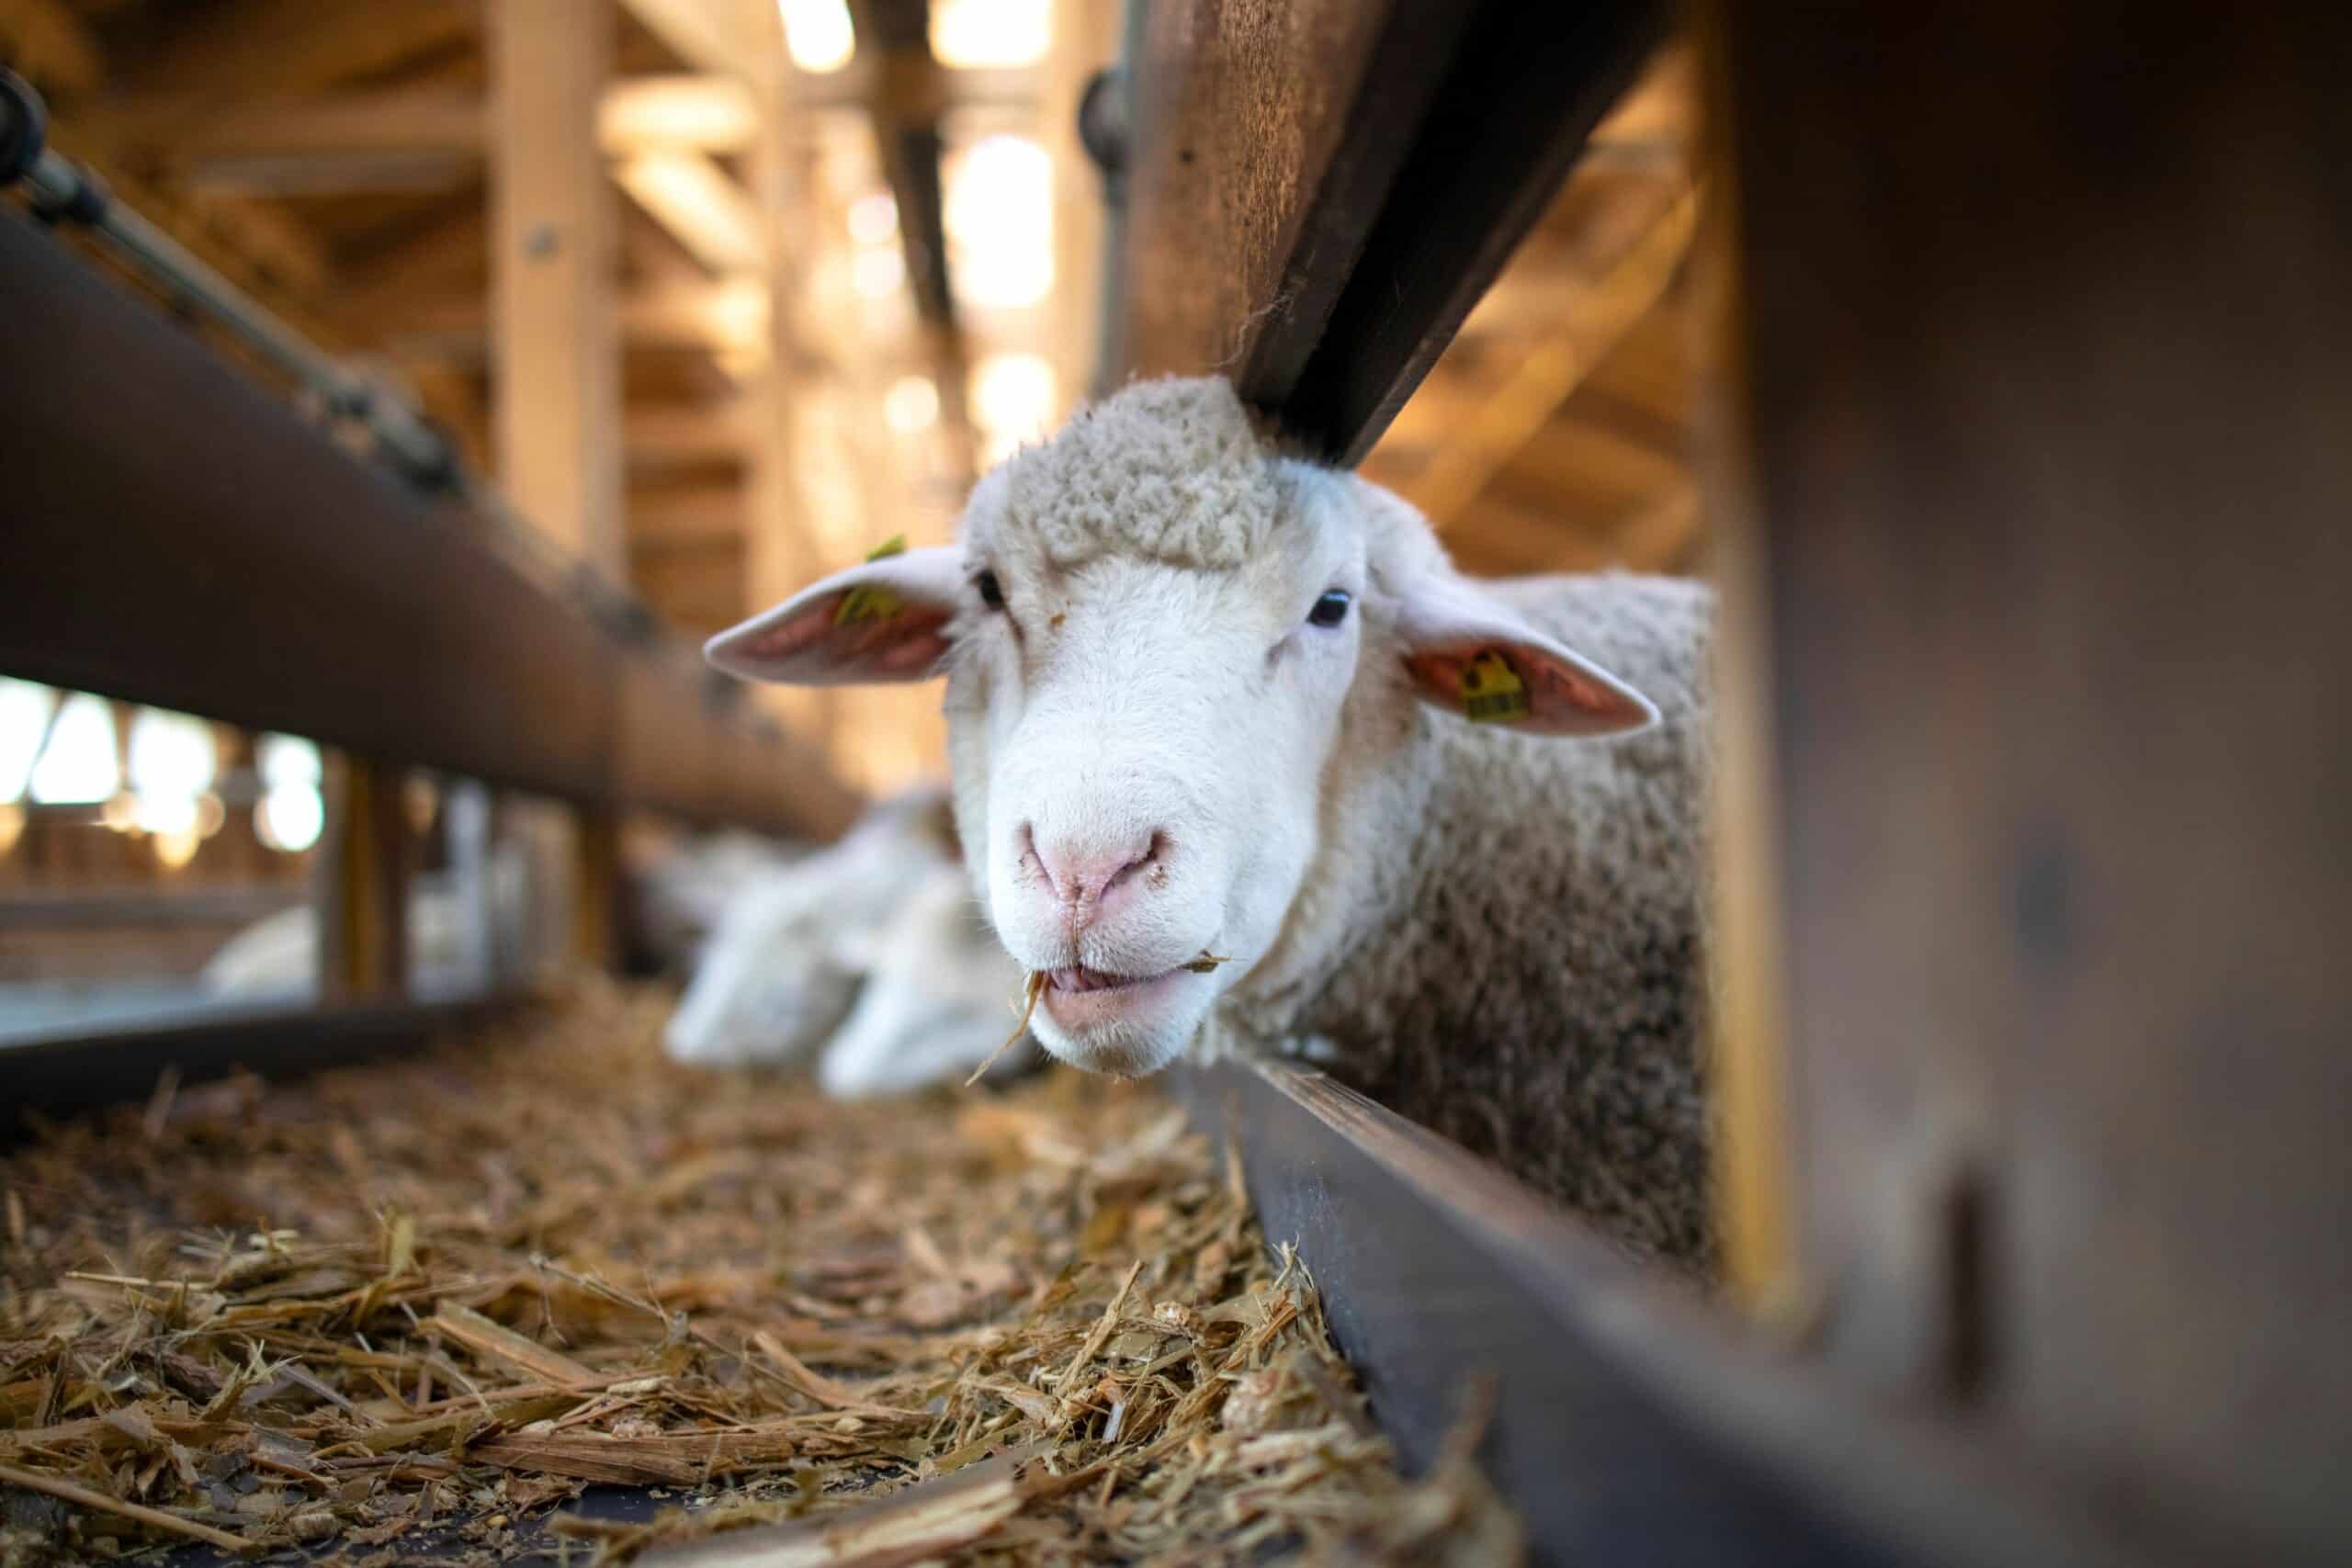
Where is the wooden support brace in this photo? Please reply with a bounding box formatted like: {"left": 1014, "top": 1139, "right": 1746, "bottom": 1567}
{"left": 318, "top": 755, "right": 412, "bottom": 1002}
{"left": 571, "top": 806, "right": 622, "bottom": 973}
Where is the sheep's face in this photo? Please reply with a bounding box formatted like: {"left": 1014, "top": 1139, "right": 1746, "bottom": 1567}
{"left": 936, "top": 470, "right": 1374, "bottom": 1074}
{"left": 707, "top": 378, "right": 1658, "bottom": 1079}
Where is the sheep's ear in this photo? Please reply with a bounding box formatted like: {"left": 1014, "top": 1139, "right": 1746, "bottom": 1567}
{"left": 1393, "top": 576, "right": 1657, "bottom": 738}
{"left": 707, "top": 545, "right": 964, "bottom": 686}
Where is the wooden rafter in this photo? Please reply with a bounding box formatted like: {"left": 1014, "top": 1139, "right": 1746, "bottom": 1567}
{"left": 615, "top": 0, "right": 763, "bottom": 79}
{"left": 492, "top": 0, "right": 625, "bottom": 573}
{"left": 1389, "top": 183, "right": 1698, "bottom": 527}
{"left": 0, "top": 0, "right": 101, "bottom": 95}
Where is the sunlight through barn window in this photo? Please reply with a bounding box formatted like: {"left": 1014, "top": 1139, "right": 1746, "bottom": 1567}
{"left": 127, "top": 707, "right": 219, "bottom": 839}
{"left": 932, "top": 0, "right": 1052, "bottom": 69}
{"left": 0, "top": 678, "right": 53, "bottom": 805}
{"left": 883, "top": 375, "right": 941, "bottom": 434}
{"left": 970, "top": 352, "right": 1057, "bottom": 465}
{"left": 778, "top": 0, "right": 855, "bottom": 73}
{"left": 255, "top": 733, "right": 325, "bottom": 854}
{"left": 944, "top": 135, "right": 1053, "bottom": 309}
{"left": 28, "top": 692, "right": 120, "bottom": 806}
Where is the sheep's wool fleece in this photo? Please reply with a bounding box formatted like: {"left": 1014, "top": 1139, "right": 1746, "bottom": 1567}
{"left": 995, "top": 378, "right": 1716, "bottom": 1267}
{"left": 1238, "top": 573, "right": 1716, "bottom": 1268}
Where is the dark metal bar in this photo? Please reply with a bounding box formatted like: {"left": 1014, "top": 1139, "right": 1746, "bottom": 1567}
{"left": 0, "top": 996, "right": 525, "bottom": 1148}
{"left": 2, "top": 68, "right": 456, "bottom": 491}
{"left": 1173, "top": 1060, "right": 2180, "bottom": 1568}
{"left": 0, "top": 209, "right": 857, "bottom": 840}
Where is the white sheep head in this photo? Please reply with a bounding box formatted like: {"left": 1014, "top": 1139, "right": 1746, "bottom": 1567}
{"left": 707, "top": 378, "right": 1656, "bottom": 1079}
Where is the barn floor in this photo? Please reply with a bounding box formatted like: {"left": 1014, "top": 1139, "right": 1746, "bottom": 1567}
{"left": 0, "top": 984, "right": 1515, "bottom": 1565}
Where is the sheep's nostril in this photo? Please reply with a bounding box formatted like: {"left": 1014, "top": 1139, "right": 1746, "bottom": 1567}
{"left": 1031, "top": 829, "right": 1168, "bottom": 909}
{"left": 1013, "top": 822, "right": 1055, "bottom": 897}
{"left": 1106, "top": 831, "right": 1166, "bottom": 893}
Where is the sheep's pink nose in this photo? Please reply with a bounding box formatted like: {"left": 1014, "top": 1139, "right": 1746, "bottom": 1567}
{"left": 1018, "top": 822, "right": 1165, "bottom": 920}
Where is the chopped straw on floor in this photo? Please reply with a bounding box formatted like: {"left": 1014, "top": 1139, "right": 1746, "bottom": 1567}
{"left": 0, "top": 982, "right": 1519, "bottom": 1564}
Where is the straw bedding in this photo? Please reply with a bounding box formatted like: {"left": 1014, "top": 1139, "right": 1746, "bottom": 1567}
{"left": 0, "top": 983, "right": 1515, "bottom": 1564}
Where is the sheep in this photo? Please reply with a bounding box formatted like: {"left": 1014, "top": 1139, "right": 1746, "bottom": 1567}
{"left": 662, "top": 785, "right": 967, "bottom": 1070}
{"left": 815, "top": 856, "right": 1031, "bottom": 1097}
{"left": 625, "top": 827, "right": 808, "bottom": 977}
{"left": 704, "top": 377, "right": 1716, "bottom": 1265}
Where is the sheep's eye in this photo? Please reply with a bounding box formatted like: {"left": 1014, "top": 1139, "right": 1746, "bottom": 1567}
{"left": 1306, "top": 589, "right": 1352, "bottom": 628}
{"left": 976, "top": 570, "right": 1005, "bottom": 611}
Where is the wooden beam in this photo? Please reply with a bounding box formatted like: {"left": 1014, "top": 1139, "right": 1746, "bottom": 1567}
{"left": 628, "top": 482, "right": 743, "bottom": 545}
{"left": 0, "top": 0, "right": 102, "bottom": 96}
{"left": 173, "top": 87, "right": 486, "bottom": 162}
{"left": 169, "top": 77, "right": 761, "bottom": 196}
{"left": 1115, "top": 0, "right": 1661, "bottom": 459}
{"left": 318, "top": 756, "right": 412, "bottom": 1002}
{"left": 602, "top": 73, "right": 762, "bottom": 153}
{"left": 616, "top": 0, "right": 764, "bottom": 78}
{"left": 492, "top": 0, "right": 627, "bottom": 573}
{"left": 1718, "top": 3, "right": 2352, "bottom": 1555}
{"left": 1, "top": 209, "right": 854, "bottom": 837}
{"left": 626, "top": 401, "right": 754, "bottom": 468}
{"left": 78, "top": 0, "right": 475, "bottom": 148}
{"left": 355, "top": 280, "right": 767, "bottom": 364}
{"left": 1172, "top": 1059, "right": 2159, "bottom": 1568}
{"left": 1394, "top": 183, "right": 1697, "bottom": 525}
{"left": 743, "top": 32, "right": 839, "bottom": 752}
{"left": 612, "top": 148, "right": 768, "bottom": 276}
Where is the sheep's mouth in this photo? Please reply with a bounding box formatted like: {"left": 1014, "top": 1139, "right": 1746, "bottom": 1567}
{"left": 1047, "top": 964, "right": 1165, "bottom": 994}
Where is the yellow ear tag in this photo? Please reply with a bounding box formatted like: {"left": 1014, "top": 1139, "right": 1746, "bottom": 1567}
{"left": 832, "top": 535, "right": 910, "bottom": 626}
{"left": 1461, "top": 649, "right": 1531, "bottom": 724}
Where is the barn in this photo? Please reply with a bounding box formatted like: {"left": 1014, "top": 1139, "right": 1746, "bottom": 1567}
{"left": 2, "top": 2, "right": 2346, "bottom": 1563}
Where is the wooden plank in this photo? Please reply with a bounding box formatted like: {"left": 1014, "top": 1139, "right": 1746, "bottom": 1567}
{"left": 626, "top": 401, "right": 754, "bottom": 470}
{"left": 1714, "top": 3, "right": 2352, "bottom": 1559}
{"left": 317, "top": 755, "right": 411, "bottom": 1002}
{"left": 1114, "top": 0, "right": 1659, "bottom": 460}
{"left": 169, "top": 78, "right": 762, "bottom": 195}
{"left": 600, "top": 73, "right": 762, "bottom": 153}
{"left": 1290, "top": 4, "right": 1663, "bottom": 461}
{"left": 1114, "top": 0, "right": 1453, "bottom": 393}
{"left": 1172, "top": 1060, "right": 2175, "bottom": 1568}
{"left": 629, "top": 482, "right": 744, "bottom": 544}
{"left": 0, "top": 211, "right": 854, "bottom": 839}
{"left": 492, "top": 0, "right": 628, "bottom": 574}
{"left": 172, "top": 87, "right": 487, "bottom": 162}
{"left": 611, "top": 149, "right": 768, "bottom": 276}
{"left": 0, "top": 0, "right": 102, "bottom": 95}
{"left": 616, "top": 0, "right": 764, "bottom": 79}
{"left": 1393, "top": 184, "right": 1696, "bottom": 525}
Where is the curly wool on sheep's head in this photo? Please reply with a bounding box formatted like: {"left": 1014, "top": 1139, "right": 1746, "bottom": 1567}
{"left": 981, "top": 377, "right": 1283, "bottom": 572}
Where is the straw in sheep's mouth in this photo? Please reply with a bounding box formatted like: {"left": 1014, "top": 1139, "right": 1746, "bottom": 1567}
{"left": 964, "top": 952, "right": 1232, "bottom": 1088}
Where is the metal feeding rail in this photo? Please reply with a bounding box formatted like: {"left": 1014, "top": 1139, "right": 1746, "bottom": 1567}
{"left": 0, "top": 65, "right": 855, "bottom": 1112}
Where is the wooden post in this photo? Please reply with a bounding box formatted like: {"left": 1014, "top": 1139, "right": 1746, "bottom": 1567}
{"left": 492, "top": 0, "right": 626, "bottom": 965}
{"left": 491, "top": 0, "right": 624, "bottom": 575}
{"left": 317, "top": 754, "right": 410, "bottom": 1000}
{"left": 742, "top": 28, "right": 839, "bottom": 760}
{"left": 1714, "top": 4, "right": 2352, "bottom": 1556}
